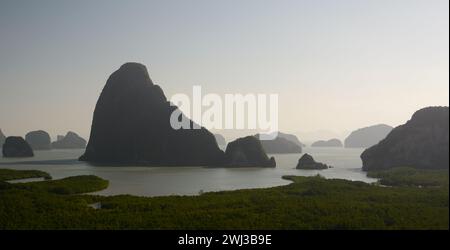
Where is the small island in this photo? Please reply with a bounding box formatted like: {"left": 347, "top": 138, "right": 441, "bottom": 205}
{"left": 296, "top": 154, "right": 330, "bottom": 170}
{"left": 311, "top": 139, "right": 343, "bottom": 147}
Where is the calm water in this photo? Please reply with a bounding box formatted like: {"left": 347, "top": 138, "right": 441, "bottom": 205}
{"left": 0, "top": 147, "right": 375, "bottom": 197}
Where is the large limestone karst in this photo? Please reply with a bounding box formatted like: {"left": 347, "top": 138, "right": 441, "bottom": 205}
{"left": 79, "top": 63, "right": 225, "bottom": 165}
{"left": 361, "top": 107, "right": 449, "bottom": 171}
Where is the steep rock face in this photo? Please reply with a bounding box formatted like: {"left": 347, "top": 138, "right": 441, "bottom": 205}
{"left": 0, "top": 129, "right": 5, "bottom": 147}
{"left": 79, "top": 63, "right": 225, "bottom": 165}
{"left": 256, "top": 134, "right": 302, "bottom": 154}
{"left": 296, "top": 153, "right": 329, "bottom": 170}
{"left": 2, "top": 136, "right": 34, "bottom": 157}
{"left": 25, "top": 130, "right": 51, "bottom": 150}
{"left": 311, "top": 139, "right": 343, "bottom": 147}
{"left": 52, "top": 131, "right": 86, "bottom": 149}
{"left": 344, "top": 124, "right": 393, "bottom": 148}
{"left": 214, "top": 134, "right": 226, "bottom": 145}
{"left": 225, "top": 136, "right": 276, "bottom": 167}
{"left": 361, "top": 107, "right": 449, "bottom": 171}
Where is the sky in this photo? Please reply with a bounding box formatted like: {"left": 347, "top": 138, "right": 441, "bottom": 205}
{"left": 0, "top": 0, "right": 448, "bottom": 142}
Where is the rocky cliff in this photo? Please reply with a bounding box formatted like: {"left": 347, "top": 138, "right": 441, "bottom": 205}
{"left": 79, "top": 63, "right": 225, "bottom": 165}
{"left": 361, "top": 107, "right": 449, "bottom": 171}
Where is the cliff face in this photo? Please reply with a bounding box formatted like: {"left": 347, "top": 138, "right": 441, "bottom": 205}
{"left": 344, "top": 124, "right": 393, "bottom": 148}
{"left": 361, "top": 107, "right": 449, "bottom": 171}
{"left": 79, "top": 63, "right": 225, "bottom": 165}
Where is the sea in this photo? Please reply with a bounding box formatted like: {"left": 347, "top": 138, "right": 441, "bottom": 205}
{"left": 0, "top": 146, "right": 376, "bottom": 197}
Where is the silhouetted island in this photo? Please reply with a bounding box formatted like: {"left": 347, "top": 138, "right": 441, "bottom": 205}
{"left": 276, "top": 132, "right": 305, "bottom": 147}
{"left": 311, "top": 139, "right": 343, "bottom": 147}
{"left": 225, "top": 136, "right": 276, "bottom": 167}
{"left": 344, "top": 124, "right": 393, "bottom": 148}
{"left": 0, "top": 129, "right": 5, "bottom": 147}
{"left": 255, "top": 132, "right": 302, "bottom": 154}
{"left": 52, "top": 131, "right": 87, "bottom": 149}
{"left": 214, "top": 134, "right": 226, "bottom": 145}
{"left": 2, "top": 136, "right": 34, "bottom": 157}
{"left": 25, "top": 130, "right": 51, "bottom": 150}
{"left": 361, "top": 107, "right": 449, "bottom": 171}
{"left": 79, "top": 63, "right": 225, "bottom": 165}
{"left": 296, "top": 153, "right": 329, "bottom": 170}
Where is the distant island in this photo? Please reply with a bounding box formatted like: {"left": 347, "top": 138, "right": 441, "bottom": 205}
{"left": 361, "top": 107, "right": 449, "bottom": 171}
{"left": 25, "top": 130, "right": 51, "bottom": 150}
{"left": 311, "top": 139, "right": 343, "bottom": 147}
{"left": 344, "top": 124, "right": 393, "bottom": 148}
{"left": 52, "top": 131, "right": 86, "bottom": 149}
{"left": 275, "top": 132, "right": 305, "bottom": 147}
{"left": 255, "top": 132, "right": 302, "bottom": 154}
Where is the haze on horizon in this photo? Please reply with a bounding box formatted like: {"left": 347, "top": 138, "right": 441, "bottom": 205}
{"left": 0, "top": 0, "right": 448, "bottom": 142}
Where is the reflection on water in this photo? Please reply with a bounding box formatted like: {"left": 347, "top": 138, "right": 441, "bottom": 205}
{"left": 0, "top": 147, "right": 375, "bottom": 197}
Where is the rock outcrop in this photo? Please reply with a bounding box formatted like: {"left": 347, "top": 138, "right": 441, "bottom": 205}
{"left": 311, "top": 138, "right": 343, "bottom": 147}
{"left": 52, "top": 131, "right": 87, "bottom": 149}
{"left": 344, "top": 124, "right": 393, "bottom": 148}
{"left": 0, "top": 129, "right": 5, "bottom": 147}
{"left": 214, "top": 134, "right": 226, "bottom": 145}
{"left": 2, "top": 136, "right": 34, "bottom": 157}
{"left": 79, "top": 63, "right": 225, "bottom": 165}
{"left": 225, "top": 136, "right": 276, "bottom": 167}
{"left": 256, "top": 134, "right": 302, "bottom": 154}
{"left": 296, "top": 153, "right": 329, "bottom": 170}
{"left": 25, "top": 130, "right": 51, "bottom": 150}
{"left": 361, "top": 107, "right": 449, "bottom": 171}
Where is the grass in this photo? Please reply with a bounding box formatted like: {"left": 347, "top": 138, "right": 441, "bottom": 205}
{"left": 15, "top": 175, "right": 109, "bottom": 195}
{"left": 0, "top": 169, "right": 51, "bottom": 181}
{"left": 0, "top": 168, "right": 448, "bottom": 230}
{"left": 367, "top": 167, "right": 449, "bottom": 187}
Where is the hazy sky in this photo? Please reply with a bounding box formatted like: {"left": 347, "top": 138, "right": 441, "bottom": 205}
{"left": 0, "top": 0, "right": 448, "bottom": 141}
